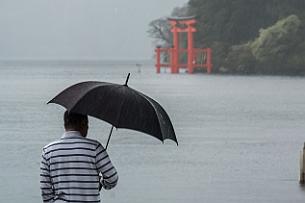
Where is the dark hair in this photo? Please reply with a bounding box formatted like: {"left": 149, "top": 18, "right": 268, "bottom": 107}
{"left": 64, "top": 111, "right": 88, "bottom": 129}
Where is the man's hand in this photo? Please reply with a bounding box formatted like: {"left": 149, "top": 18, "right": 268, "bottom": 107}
{"left": 99, "top": 175, "right": 103, "bottom": 191}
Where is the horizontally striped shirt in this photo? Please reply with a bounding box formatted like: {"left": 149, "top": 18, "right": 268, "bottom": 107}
{"left": 40, "top": 131, "right": 118, "bottom": 203}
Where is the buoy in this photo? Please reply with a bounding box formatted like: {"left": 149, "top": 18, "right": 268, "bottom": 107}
{"left": 300, "top": 143, "right": 305, "bottom": 184}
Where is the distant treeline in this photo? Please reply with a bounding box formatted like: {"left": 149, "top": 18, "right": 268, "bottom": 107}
{"left": 148, "top": 0, "right": 305, "bottom": 75}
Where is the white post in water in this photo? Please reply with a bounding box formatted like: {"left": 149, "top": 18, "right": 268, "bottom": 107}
{"left": 300, "top": 143, "right": 305, "bottom": 184}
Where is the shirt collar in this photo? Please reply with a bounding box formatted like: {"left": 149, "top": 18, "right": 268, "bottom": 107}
{"left": 61, "top": 131, "right": 84, "bottom": 139}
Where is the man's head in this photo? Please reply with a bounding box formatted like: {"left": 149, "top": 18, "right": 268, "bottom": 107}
{"left": 64, "top": 111, "right": 88, "bottom": 137}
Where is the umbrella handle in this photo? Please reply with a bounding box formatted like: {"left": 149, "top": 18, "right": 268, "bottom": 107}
{"left": 105, "top": 126, "right": 114, "bottom": 150}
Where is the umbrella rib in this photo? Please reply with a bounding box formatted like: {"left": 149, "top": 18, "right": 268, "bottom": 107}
{"left": 116, "top": 89, "right": 166, "bottom": 143}
{"left": 136, "top": 93, "right": 164, "bottom": 143}
{"left": 138, "top": 91, "right": 177, "bottom": 145}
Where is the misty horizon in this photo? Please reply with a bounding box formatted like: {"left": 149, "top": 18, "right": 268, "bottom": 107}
{"left": 0, "top": 0, "right": 187, "bottom": 61}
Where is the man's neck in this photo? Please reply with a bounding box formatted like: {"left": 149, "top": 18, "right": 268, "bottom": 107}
{"left": 65, "top": 128, "right": 78, "bottom": 132}
{"left": 65, "top": 129, "right": 85, "bottom": 137}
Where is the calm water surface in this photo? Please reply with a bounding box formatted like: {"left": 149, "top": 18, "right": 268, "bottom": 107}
{"left": 0, "top": 64, "right": 305, "bottom": 203}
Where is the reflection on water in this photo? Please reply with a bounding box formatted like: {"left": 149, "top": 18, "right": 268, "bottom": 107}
{"left": 1, "top": 64, "right": 305, "bottom": 203}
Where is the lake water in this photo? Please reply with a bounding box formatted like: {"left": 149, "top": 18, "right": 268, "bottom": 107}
{"left": 0, "top": 63, "right": 305, "bottom": 203}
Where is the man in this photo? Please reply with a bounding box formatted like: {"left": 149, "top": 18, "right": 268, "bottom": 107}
{"left": 40, "top": 111, "right": 118, "bottom": 203}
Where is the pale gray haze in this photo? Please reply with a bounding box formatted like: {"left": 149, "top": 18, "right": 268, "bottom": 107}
{"left": 0, "top": 0, "right": 187, "bottom": 60}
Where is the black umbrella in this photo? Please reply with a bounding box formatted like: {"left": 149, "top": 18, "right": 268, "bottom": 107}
{"left": 48, "top": 74, "right": 178, "bottom": 148}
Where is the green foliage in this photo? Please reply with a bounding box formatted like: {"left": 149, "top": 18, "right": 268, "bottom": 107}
{"left": 224, "top": 44, "right": 256, "bottom": 74}
{"left": 251, "top": 15, "right": 302, "bottom": 63}
{"left": 188, "top": 0, "right": 305, "bottom": 45}
{"left": 256, "top": 15, "right": 305, "bottom": 74}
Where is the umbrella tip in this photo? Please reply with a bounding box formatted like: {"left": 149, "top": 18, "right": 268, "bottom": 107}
{"left": 124, "top": 73, "right": 131, "bottom": 86}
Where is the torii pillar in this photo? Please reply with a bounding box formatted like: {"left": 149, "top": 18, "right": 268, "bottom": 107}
{"left": 168, "top": 20, "right": 179, "bottom": 73}
{"left": 168, "top": 17, "right": 197, "bottom": 73}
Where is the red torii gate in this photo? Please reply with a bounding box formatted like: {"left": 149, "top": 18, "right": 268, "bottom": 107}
{"left": 155, "top": 16, "right": 212, "bottom": 74}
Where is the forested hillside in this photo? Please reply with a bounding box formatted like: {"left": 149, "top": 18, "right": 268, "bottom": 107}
{"left": 148, "top": 0, "right": 305, "bottom": 75}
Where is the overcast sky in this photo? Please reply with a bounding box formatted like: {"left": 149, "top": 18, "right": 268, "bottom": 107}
{"left": 0, "top": 0, "right": 187, "bottom": 60}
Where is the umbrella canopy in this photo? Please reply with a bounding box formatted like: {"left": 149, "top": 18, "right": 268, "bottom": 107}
{"left": 48, "top": 76, "right": 178, "bottom": 146}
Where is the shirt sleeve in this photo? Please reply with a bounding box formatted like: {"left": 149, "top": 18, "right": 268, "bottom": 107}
{"left": 95, "top": 144, "right": 118, "bottom": 190}
{"left": 40, "top": 149, "right": 55, "bottom": 202}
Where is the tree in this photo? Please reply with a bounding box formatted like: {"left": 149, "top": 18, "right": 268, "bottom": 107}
{"left": 147, "top": 18, "right": 172, "bottom": 46}
{"left": 251, "top": 15, "right": 302, "bottom": 63}
{"left": 250, "top": 15, "right": 305, "bottom": 74}
{"left": 147, "top": 4, "right": 189, "bottom": 47}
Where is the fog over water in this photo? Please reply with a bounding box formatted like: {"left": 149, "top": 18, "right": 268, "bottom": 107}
{"left": 0, "top": 0, "right": 187, "bottom": 60}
